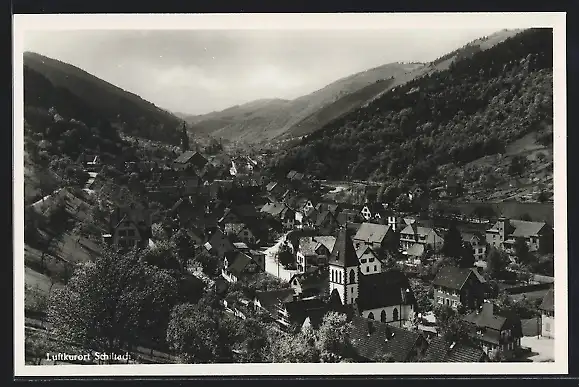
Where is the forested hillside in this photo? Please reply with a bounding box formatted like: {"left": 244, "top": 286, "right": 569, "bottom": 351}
{"left": 269, "top": 29, "right": 553, "bottom": 190}
{"left": 24, "top": 52, "right": 183, "bottom": 145}
{"left": 182, "top": 62, "right": 423, "bottom": 144}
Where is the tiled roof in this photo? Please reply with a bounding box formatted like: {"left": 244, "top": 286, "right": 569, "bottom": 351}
{"left": 314, "top": 236, "right": 336, "bottom": 253}
{"left": 462, "top": 303, "right": 507, "bottom": 331}
{"left": 422, "top": 336, "right": 486, "bottom": 362}
{"left": 510, "top": 220, "right": 547, "bottom": 237}
{"left": 432, "top": 266, "right": 484, "bottom": 291}
{"left": 357, "top": 270, "right": 415, "bottom": 311}
{"left": 539, "top": 288, "right": 554, "bottom": 312}
{"left": 315, "top": 210, "right": 334, "bottom": 227}
{"left": 329, "top": 227, "right": 359, "bottom": 267}
{"left": 299, "top": 237, "right": 319, "bottom": 256}
{"left": 255, "top": 288, "right": 295, "bottom": 310}
{"left": 284, "top": 297, "right": 327, "bottom": 326}
{"left": 260, "top": 202, "right": 286, "bottom": 217}
{"left": 174, "top": 151, "right": 207, "bottom": 165}
{"left": 354, "top": 223, "right": 392, "bottom": 244}
{"left": 266, "top": 181, "right": 278, "bottom": 192}
{"left": 350, "top": 316, "right": 424, "bottom": 362}
{"left": 226, "top": 251, "right": 254, "bottom": 276}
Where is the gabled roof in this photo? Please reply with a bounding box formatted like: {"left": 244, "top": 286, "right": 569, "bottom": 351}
{"left": 266, "top": 181, "right": 278, "bottom": 192}
{"left": 315, "top": 210, "right": 337, "bottom": 227}
{"left": 358, "top": 270, "right": 415, "bottom": 311}
{"left": 260, "top": 202, "right": 287, "bottom": 217}
{"left": 463, "top": 303, "right": 509, "bottom": 332}
{"left": 350, "top": 316, "right": 424, "bottom": 362}
{"left": 174, "top": 151, "right": 208, "bottom": 167}
{"left": 510, "top": 220, "right": 548, "bottom": 237}
{"left": 354, "top": 223, "right": 392, "bottom": 244}
{"left": 422, "top": 337, "right": 486, "bottom": 362}
{"left": 226, "top": 251, "right": 255, "bottom": 276}
{"left": 208, "top": 229, "right": 235, "bottom": 258}
{"left": 298, "top": 237, "right": 319, "bottom": 256}
{"left": 283, "top": 297, "right": 327, "bottom": 326}
{"left": 400, "top": 224, "right": 439, "bottom": 237}
{"left": 432, "top": 266, "right": 485, "bottom": 291}
{"left": 314, "top": 236, "right": 337, "bottom": 253}
{"left": 286, "top": 170, "right": 298, "bottom": 180}
{"left": 329, "top": 227, "right": 359, "bottom": 268}
{"left": 539, "top": 288, "right": 554, "bottom": 312}
{"left": 255, "top": 288, "right": 295, "bottom": 310}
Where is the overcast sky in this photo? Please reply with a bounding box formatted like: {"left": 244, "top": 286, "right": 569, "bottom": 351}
{"left": 24, "top": 28, "right": 502, "bottom": 115}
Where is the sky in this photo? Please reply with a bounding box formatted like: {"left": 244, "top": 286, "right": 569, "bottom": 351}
{"left": 24, "top": 28, "right": 503, "bottom": 115}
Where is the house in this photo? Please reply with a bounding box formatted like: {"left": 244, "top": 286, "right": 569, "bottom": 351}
{"left": 539, "top": 288, "right": 555, "bottom": 338}
{"left": 315, "top": 202, "right": 341, "bottom": 216}
{"left": 432, "top": 266, "right": 486, "bottom": 311}
{"left": 224, "top": 222, "right": 259, "bottom": 246}
{"left": 296, "top": 236, "right": 335, "bottom": 272}
{"left": 205, "top": 229, "right": 235, "bottom": 258}
{"left": 336, "top": 209, "right": 363, "bottom": 226}
{"left": 445, "top": 175, "right": 463, "bottom": 197}
{"left": 222, "top": 250, "right": 262, "bottom": 283}
{"left": 168, "top": 196, "right": 205, "bottom": 228}
{"left": 461, "top": 231, "right": 487, "bottom": 261}
{"left": 353, "top": 222, "right": 396, "bottom": 252}
{"left": 360, "top": 203, "right": 390, "bottom": 222}
{"left": 233, "top": 242, "right": 266, "bottom": 272}
{"left": 462, "top": 302, "right": 523, "bottom": 359}
{"left": 399, "top": 224, "right": 444, "bottom": 253}
{"left": 289, "top": 267, "right": 329, "bottom": 298}
{"left": 173, "top": 151, "right": 208, "bottom": 172}
{"left": 485, "top": 217, "right": 554, "bottom": 255}
{"left": 253, "top": 290, "right": 327, "bottom": 331}
{"left": 105, "top": 204, "right": 152, "bottom": 251}
{"left": 356, "top": 245, "right": 382, "bottom": 275}
{"left": 315, "top": 210, "right": 339, "bottom": 235}
{"left": 328, "top": 227, "right": 416, "bottom": 325}
{"left": 349, "top": 316, "right": 428, "bottom": 362}
{"left": 421, "top": 336, "right": 487, "bottom": 362}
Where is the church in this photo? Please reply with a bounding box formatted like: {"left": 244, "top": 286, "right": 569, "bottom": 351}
{"left": 328, "top": 227, "right": 417, "bottom": 326}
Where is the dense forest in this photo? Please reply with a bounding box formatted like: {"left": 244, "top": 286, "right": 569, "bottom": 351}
{"left": 268, "top": 29, "right": 553, "bottom": 186}
{"left": 24, "top": 52, "right": 183, "bottom": 145}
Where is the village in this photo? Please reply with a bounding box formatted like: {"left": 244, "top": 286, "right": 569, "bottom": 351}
{"left": 23, "top": 119, "right": 556, "bottom": 365}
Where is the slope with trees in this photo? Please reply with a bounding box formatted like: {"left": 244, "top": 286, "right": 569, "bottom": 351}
{"left": 267, "top": 29, "right": 553, "bottom": 191}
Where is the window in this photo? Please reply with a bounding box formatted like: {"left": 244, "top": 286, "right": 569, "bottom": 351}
{"left": 339, "top": 271, "right": 342, "bottom": 284}
{"left": 381, "top": 310, "right": 387, "bottom": 322}
{"left": 368, "top": 312, "right": 375, "bottom": 320}
{"left": 369, "top": 258, "right": 375, "bottom": 263}
{"left": 331, "top": 270, "right": 335, "bottom": 282}
{"left": 366, "top": 266, "right": 370, "bottom": 273}
{"left": 118, "top": 230, "right": 127, "bottom": 237}
{"left": 127, "top": 229, "right": 135, "bottom": 237}
{"left": 545, "top": 323, "right": 550, "bottom": 332}
{"left": 349, "top": 269, "right": 356, "bottom": 284}
{"left": 360, "top": 259, "right": 367, "bottom": 263}
{"left": 393, "top": 308, "right": 399, "bottom": 321}
{"left": 374, "top": 265, "right": 377, "bottom": 272}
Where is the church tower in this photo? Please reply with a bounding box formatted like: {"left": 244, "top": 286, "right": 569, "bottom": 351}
{"left": 180, "top": 122, "right": 189, "bottom": 153}
{"left": 328, "top": 227, "right": 360, "bottom": 305}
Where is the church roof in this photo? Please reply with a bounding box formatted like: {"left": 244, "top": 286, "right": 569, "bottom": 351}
{"left": 357, "top": 270, "right": 415, "bottom": 311}
{"left": 329, "top": 227, "right": 359, "bottom": 267}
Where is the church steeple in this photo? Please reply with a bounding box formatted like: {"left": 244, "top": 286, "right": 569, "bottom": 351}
{"left": 328, "top": 227, "right": 360, "bottom": 305}
{"left": 180, "top": 122, "right": 189, "bottom": 153}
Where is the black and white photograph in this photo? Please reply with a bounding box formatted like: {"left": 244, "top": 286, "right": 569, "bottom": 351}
{"left": 13, "top": 13, "right": 567, "bottom": 376}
